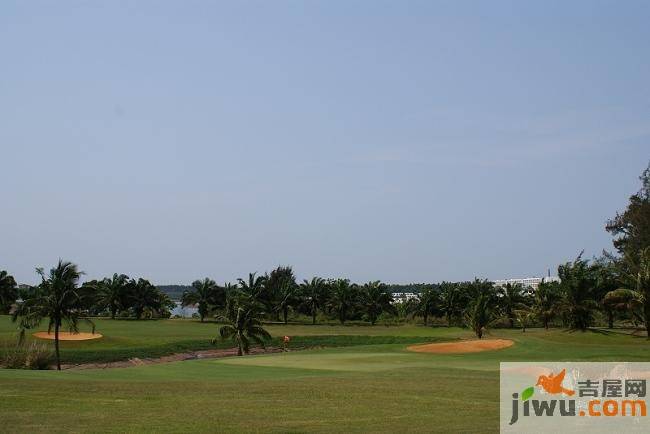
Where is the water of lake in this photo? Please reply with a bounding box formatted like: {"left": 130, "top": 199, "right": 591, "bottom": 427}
{"left": 171, "top": 301, "right": 198, "bottom": 318}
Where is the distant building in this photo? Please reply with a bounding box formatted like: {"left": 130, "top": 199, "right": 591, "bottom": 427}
{"left": 391, "top": 292, "right": 419, "bottom": 303}
{"left": 493, "top": 276, "right": 560, "bottom": 293}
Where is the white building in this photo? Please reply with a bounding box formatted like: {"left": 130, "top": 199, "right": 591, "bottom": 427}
{"left": 391, "top": 292, "right": 419, "bottom": 303}
{"left": 493, "top": 276, "right": 560, "bottom": 293}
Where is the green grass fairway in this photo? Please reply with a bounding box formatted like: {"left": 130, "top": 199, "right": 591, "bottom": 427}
{"left": 0, "top": 316, "right": 464, "bottom": 363}
{"left": 2, "top": 316, "right": 650, "bottom": 433}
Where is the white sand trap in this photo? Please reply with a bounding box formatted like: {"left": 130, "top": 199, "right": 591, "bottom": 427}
{"left": 33, "top": 331, "right": 103, "bottom": 341}
{"left": 407, "top": 339, "right": 514, "bottom": 354}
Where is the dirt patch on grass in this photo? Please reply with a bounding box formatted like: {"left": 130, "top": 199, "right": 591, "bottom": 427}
{"left": 407, "top": 339, "right": 514, "bottom": 354}
{"left": 33, "top": 332, "right": 103, "bottom": 341}
{"left": 61, "top": 347, "right": 284, "bottom": 370}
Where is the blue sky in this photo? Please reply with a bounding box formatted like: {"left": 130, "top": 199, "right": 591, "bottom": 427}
{"left": 1, "top": 1, "right": 648, "bottom": 285}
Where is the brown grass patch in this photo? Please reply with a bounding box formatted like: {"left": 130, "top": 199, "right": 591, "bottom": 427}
{"left": 407, "top": 338, "right": 514, "bottom": 354}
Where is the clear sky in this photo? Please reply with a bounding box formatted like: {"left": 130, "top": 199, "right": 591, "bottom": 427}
{"left": 1, "top": 1, "right": 649, "bottom": 285}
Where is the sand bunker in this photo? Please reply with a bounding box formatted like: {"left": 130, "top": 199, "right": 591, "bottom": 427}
{"left": 407, "top": 339, "right": 513, "bottom": 354}
{"left": 33, "top": 331, "right": 103, "bottom": 341}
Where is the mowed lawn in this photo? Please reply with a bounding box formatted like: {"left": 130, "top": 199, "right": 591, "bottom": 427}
{"left": 0, "top": 316, "right": 465, "bottom": 363}
{"left": 2, "top": 316, "right": 650, "bottom": 433}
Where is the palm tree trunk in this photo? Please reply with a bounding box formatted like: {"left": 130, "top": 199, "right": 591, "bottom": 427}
{"left": 54, "top": 322, "right": 61, "bottom": 371}
{"left": 423, "top": 312, "right": 428, "bottom": 326}
{"left": 642, "top": 289, "right": 650, "bottom": 338}
{"left": 312, "top": 307, "right": 316, "bottom": 325}
{"left": 607, "top": 310, "right": 614, "bottom": 329}
{"left": 111, "top": 307, "right": 116, "bottom": 320}
{"left": 237, "top": 343, "right": 243, "bottom": 356}
{"left": 283, "top": 306, "right": 288, "bottom": 325}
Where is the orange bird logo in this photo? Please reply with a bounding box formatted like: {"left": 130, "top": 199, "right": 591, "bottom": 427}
{"left": 536, "top": 369, "right": 575, "bottom": 396}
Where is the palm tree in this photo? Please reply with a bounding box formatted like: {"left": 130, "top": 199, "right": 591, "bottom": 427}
{"left": 237, "top": 273, "right": 267, "bottom": 302}
{"left": 0, "top": 270, "right": 18, "bottom": 314}
{"left": 533, "top": 280, "right": 561, "bottom": 330}
{"left": 558, "top": 254, "right": 598, "bottom": 331}
{"left": 359, "top": 281, "right": 396, "bottom": 325}
{"left": 129, "top": 278, "right": 166, "bottom": 320}
{"left": 409, "top": 286, "right": 440, "bottom": 326}
{"left": 591, "top": 255, "right": 621, "bottom": 328}
{"left": 631, "top": 248, "right": 650, "bottom": 337}
{"left": 96, "top": 273, "right": 130, "bottom": 319}
{"left": 497, "top": 283, "right": 527, "bottom": 328}
{"left": 463, "top": 279, "right": 499, "bottom": 339}
{"left": 182, "top": 278, "right": 222, "bottom": 322}
{"left": 602, "top": 288, "right": 640, "bottom": 327}
{"left": 275, "top": 280, "right": 299, "bottom": 324}
{"left": 264, "top": 266, "right": 296, "bottom": 321}
{"left": 214, "top": 296, "right": 271, "bottom": 356}
{"left": 327, "top": 279, "right": 358, "bottom": 324}
{"left": 514, "top": 307, "right": 535, "bottom": 333}
{"left": 12, "top": 260, "right": 94, "bottom": 370}
{"left": 223, "top": 282, "right": 238, "bottom": 297}
{"left": 439, "top": 282, "right": 464, "bottom": 327}
{"left": 300, "top": 277, "right": 327, "bottom": 325}
{"left": 603, "top": 248, "right": 650, "bottom": 336}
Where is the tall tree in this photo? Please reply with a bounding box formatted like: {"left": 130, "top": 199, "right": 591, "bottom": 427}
{"left": 300, "top": 277, "right": 328, "bottom": 325}
{"left": 606, "top": 163, "right": 650, "bottom": 272}
{"left": 96, "top": 273, "right": 130, "bottom": 319}
{"left": 603, "top": 247, "right": 650, "bottom": 337}
{"left": 628, "top": 259, "right": 648, "bottom": 334}
{"left": 128, "top": 278, "right": 170, "bottom": 319}
{"left": 602, "top": 288, "right": 641, "bottom": 328}
{"left": 359, "top": 281, "right": 396, "bottom": 325}
{"left": 214, "top": 294, "right": 270, "bottom": 356}
{"left": 0, "top": 270, "right": 18, "bottom": 314}
{"left": 237, "top": 273, "right": 267, "bottom": 303}
{"left": 409, "top": 286, "right": 440, "bottom": 326}
{"left": 439, "top": 282, "right": 464, "bottom": 327}
{"left": 182, "top": 278, "right": 224, "bottom": 322}
{"left": 327, "top": 279, "right": 358, "bottom": 324}
{"left": 558, "top": 253, "right": 598, "bottom": 331}
{"left": 12, "top": 260, "right": 94, "bottom": 370}
{"left": 497, "top": 283, "right": 527, "bottom": 328}
{"left": 264, "top": 266, "right": 296, "bottom": 320}
{"left": 463, "top": 279, "right": 499, "bottom": 339}
{"left": 513, "top": 307, "right": 535, "bottom": 333}
{"left": 275, "top": 280, "right": 299, "bottom": 324}
{"left": 533, "top": 280, "right": 561, "bottom": 330}
{"left": 591, "top": 254, "right": 623, "bottom": 328}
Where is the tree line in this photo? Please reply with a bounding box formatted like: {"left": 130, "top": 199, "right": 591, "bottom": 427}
{"left": 1, "top": 163, "right": 648, "bottom": 364}
{"left": 0, "top": 271, "right": 174, "bottom": 321}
